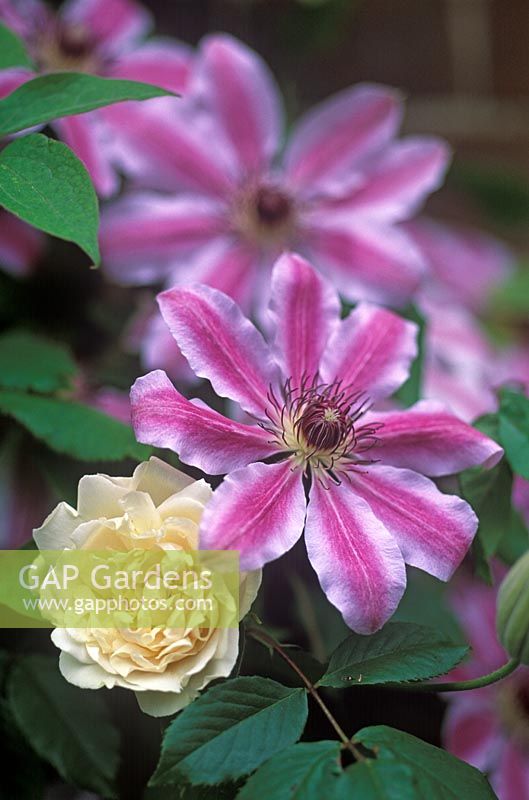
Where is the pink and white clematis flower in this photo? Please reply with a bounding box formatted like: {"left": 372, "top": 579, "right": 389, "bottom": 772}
{"left": 130, "top": 252, "right": 502, "bottom": 634}
{"left": 444, "top": 574, "right": 529, "bottom": 799}
{"left": 0, "top": 0, "right": 192, "bottom": 196}
{"left": 101, "top": 33, "right": 449, "bottom": 307}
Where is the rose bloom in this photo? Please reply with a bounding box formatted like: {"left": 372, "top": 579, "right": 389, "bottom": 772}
{"left": 131, "top": 251, "right": 502, "bottom": 634}
{"left": 444, "top": 574, "right": 529, "bottom": 799}
{"left": 0, "top": 0, "right": 192, "bottom": 196}
{"left": 33, "top": 456, "right": 260, "bottom": 716}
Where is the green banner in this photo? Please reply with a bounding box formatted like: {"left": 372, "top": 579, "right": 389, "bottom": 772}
{"left": 0, "top": 549, "right": 240, "bottom": 629}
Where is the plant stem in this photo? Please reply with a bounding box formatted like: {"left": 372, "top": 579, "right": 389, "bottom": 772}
{"left": 247, "top": 626, "right": 364, "bottom": 760}
{"left": 394, "top": 658, "right": 520, "bottom": 693}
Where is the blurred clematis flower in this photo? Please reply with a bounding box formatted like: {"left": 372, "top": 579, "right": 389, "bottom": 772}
{"left": 444, "top": 574, "right": 529, "bottom": 799}
{"left": 101, "top": 33, "right": 449, "bottom": 307}
{"left": 130, "top": 252, "right": 502, "bottom": 634}
{"left": 0, "top": 0, "right": 193, "bottom": 196}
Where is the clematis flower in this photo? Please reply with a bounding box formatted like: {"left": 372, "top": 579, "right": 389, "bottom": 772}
{"left": 443, "top": 574, "right": 529, "bottom": 799}
{"left": 130, "top": 252, "right": 502, "bottom": 634}
{"left": 101, "top": 33, "right": 449, "bottom": 307}
{"left": 0, "top": 0, "right": 192, "bottom": 196}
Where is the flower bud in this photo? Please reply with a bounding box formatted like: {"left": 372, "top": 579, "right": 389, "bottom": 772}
{"left": 497, "top": 551, "right": 529, "bottom": 664}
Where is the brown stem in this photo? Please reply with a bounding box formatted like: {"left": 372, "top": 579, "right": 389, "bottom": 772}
{"left": 247, "top": 626, "right": 364, "bottom": 761}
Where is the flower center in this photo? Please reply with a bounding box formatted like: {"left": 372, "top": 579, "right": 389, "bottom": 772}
{"left": 298, "top": 399, "right": 349, "bottom": 452}
{"left": 263, "top": 377, "right": 382, "bottom": 480}
{"left": 37, "top": 23, "right": 98, "bottom": 72}
{"left": 498, "top": 677, "right": 529, "bottom": 751}
{"left": 232, "top": 182, "right": 296, "bottom": 248}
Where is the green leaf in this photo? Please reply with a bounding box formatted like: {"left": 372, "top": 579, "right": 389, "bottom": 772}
{"left": 499, "top": 389, "right": 529, "bottom": 479}
{"left": 318, "top": 622, "right": 468, "bottom": 688}
{"left": 0, "top": 133, "right": 99, "bottom": 263}
{"left": 0, "top": 71, "right": 174, "bottom": 136}
{"left": 497, "top": 507, "right": 529, "bottom": 565}
{"left": 0, "top": 23, "right": 33, "bottom": 69}
{"left": 0, "top": 388, "right": 150, "bottom": 461}
{"left": 237, "top": 741, "right": 342, "bottom": 800}
{"left": 0, "top": 330, "right": 77, "bottom": 392}
{"left": 354, "top": 726, "right": 497, "bottom": 799}
{"left": 0, "top": 697, "right": 48, "bottom": 800}
{"left": 339, "top": 760, "right": 416, "bottom": 799}
{"left": 7, "top": 655, "right": 120, "bottom": 798}
{"left": 150, "top": 677, "right": 309, "bottom": 787}
{"left": 394, "top": 305, "right": 425, "bottom": 407}
{"left": 460, "top": 459, "right": 513, "bottom": 559}
{"left": 393, "top": 569, "right": 464, "bottom": 643}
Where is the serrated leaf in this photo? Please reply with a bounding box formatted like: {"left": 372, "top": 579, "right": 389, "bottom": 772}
{"left": 0, "top": 388, "right": 150, "bottom": 461}
{"left": 460, "top": 459, "right": 513, "bottom": 559}
{"left": 7, "top": 655, "right": 120, "bottom": 798}
{"left": 499, "top": 389, "right": 529, "bottom": 480}
{"left": 237, "top": 741, "right": 342, "bottom": 800}
{"left": 318, "top": 622, "right": 468, "bottom": 688}
{"left": 0, "top": 330, "right": 77, "bottom": 392}
{"left": 150, "top": 677, "right": 308, "bottom": 787}
{"left": 339, "top": 760, "right": 416, "bottom": 799}
{"left": 0, "top": 133, "right": 99, "bottom": 263}
{"left": 0, "top": 71, "right": 174, "bottom": 136}
{"left": 0, "top": 23, "right": 33, "bottom": 69}
{"left": 354, "top": 726, "right": 497, "bottom": 799}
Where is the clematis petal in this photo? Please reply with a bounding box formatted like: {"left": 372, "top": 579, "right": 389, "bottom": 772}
{"left": 268, "top": 252, "right": 340, "bottom": 387}
{"left": 100, "top": 194, "right": 227, "bottom": 285}
{"left": 284, "top": 84, "right": 402, "bottom": 193}
{"left": 494, "top": 743, "right": 529, "bottom": 800}
{"left": 320, "top": 303, "right": 417, "bottom": 402}
{"left": 346, "top": 137, "right": 450, "bottom": 222}
{"left": 169, "top": 237, "right": 259, "bottom": 312}
{"left": 0, "top": 211, "right": 43, "bottom": 278}
{"left": 350, "top": 464, "right": 478, "bottom": 581}
{"left": 193, "top": 34, "right": 282, "bottom": 174}
{"left": 61, "top": 0, "right": 151, "bottom": 55}
{"left": 131, "top": 370, "right": 278, "bottom": 474}
{"left": 443, "top": 699, "right": 501, "bottom": 772}
{"left": 53, "top": 113, "right": 118, "bottom": 198}
{"left": 406, "top": 217, "right": 514, "bottom": 311}
{"left": 304, "top": 217, "right": 426, "bottom": 305}
{"left": 367, "top": 399, "right": 503, "bottom": 476}
{"left": 305, "top": 479, "right": 406, "bottom": 634}
{"left": 199, "top": 460, "right": 306, "bottom": 571}
{"left": 157, "top": 284, "right": 279, "bottom": 417}
{"left": 108, "top": 39, "right": 193, "bottom": 93}
{"left": 99, "top": 101, "right": 234, "bottom": 195}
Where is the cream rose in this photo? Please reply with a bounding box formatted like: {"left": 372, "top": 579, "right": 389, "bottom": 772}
{"left": 33, "top": 457, "right": 261, "bottom": 717}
